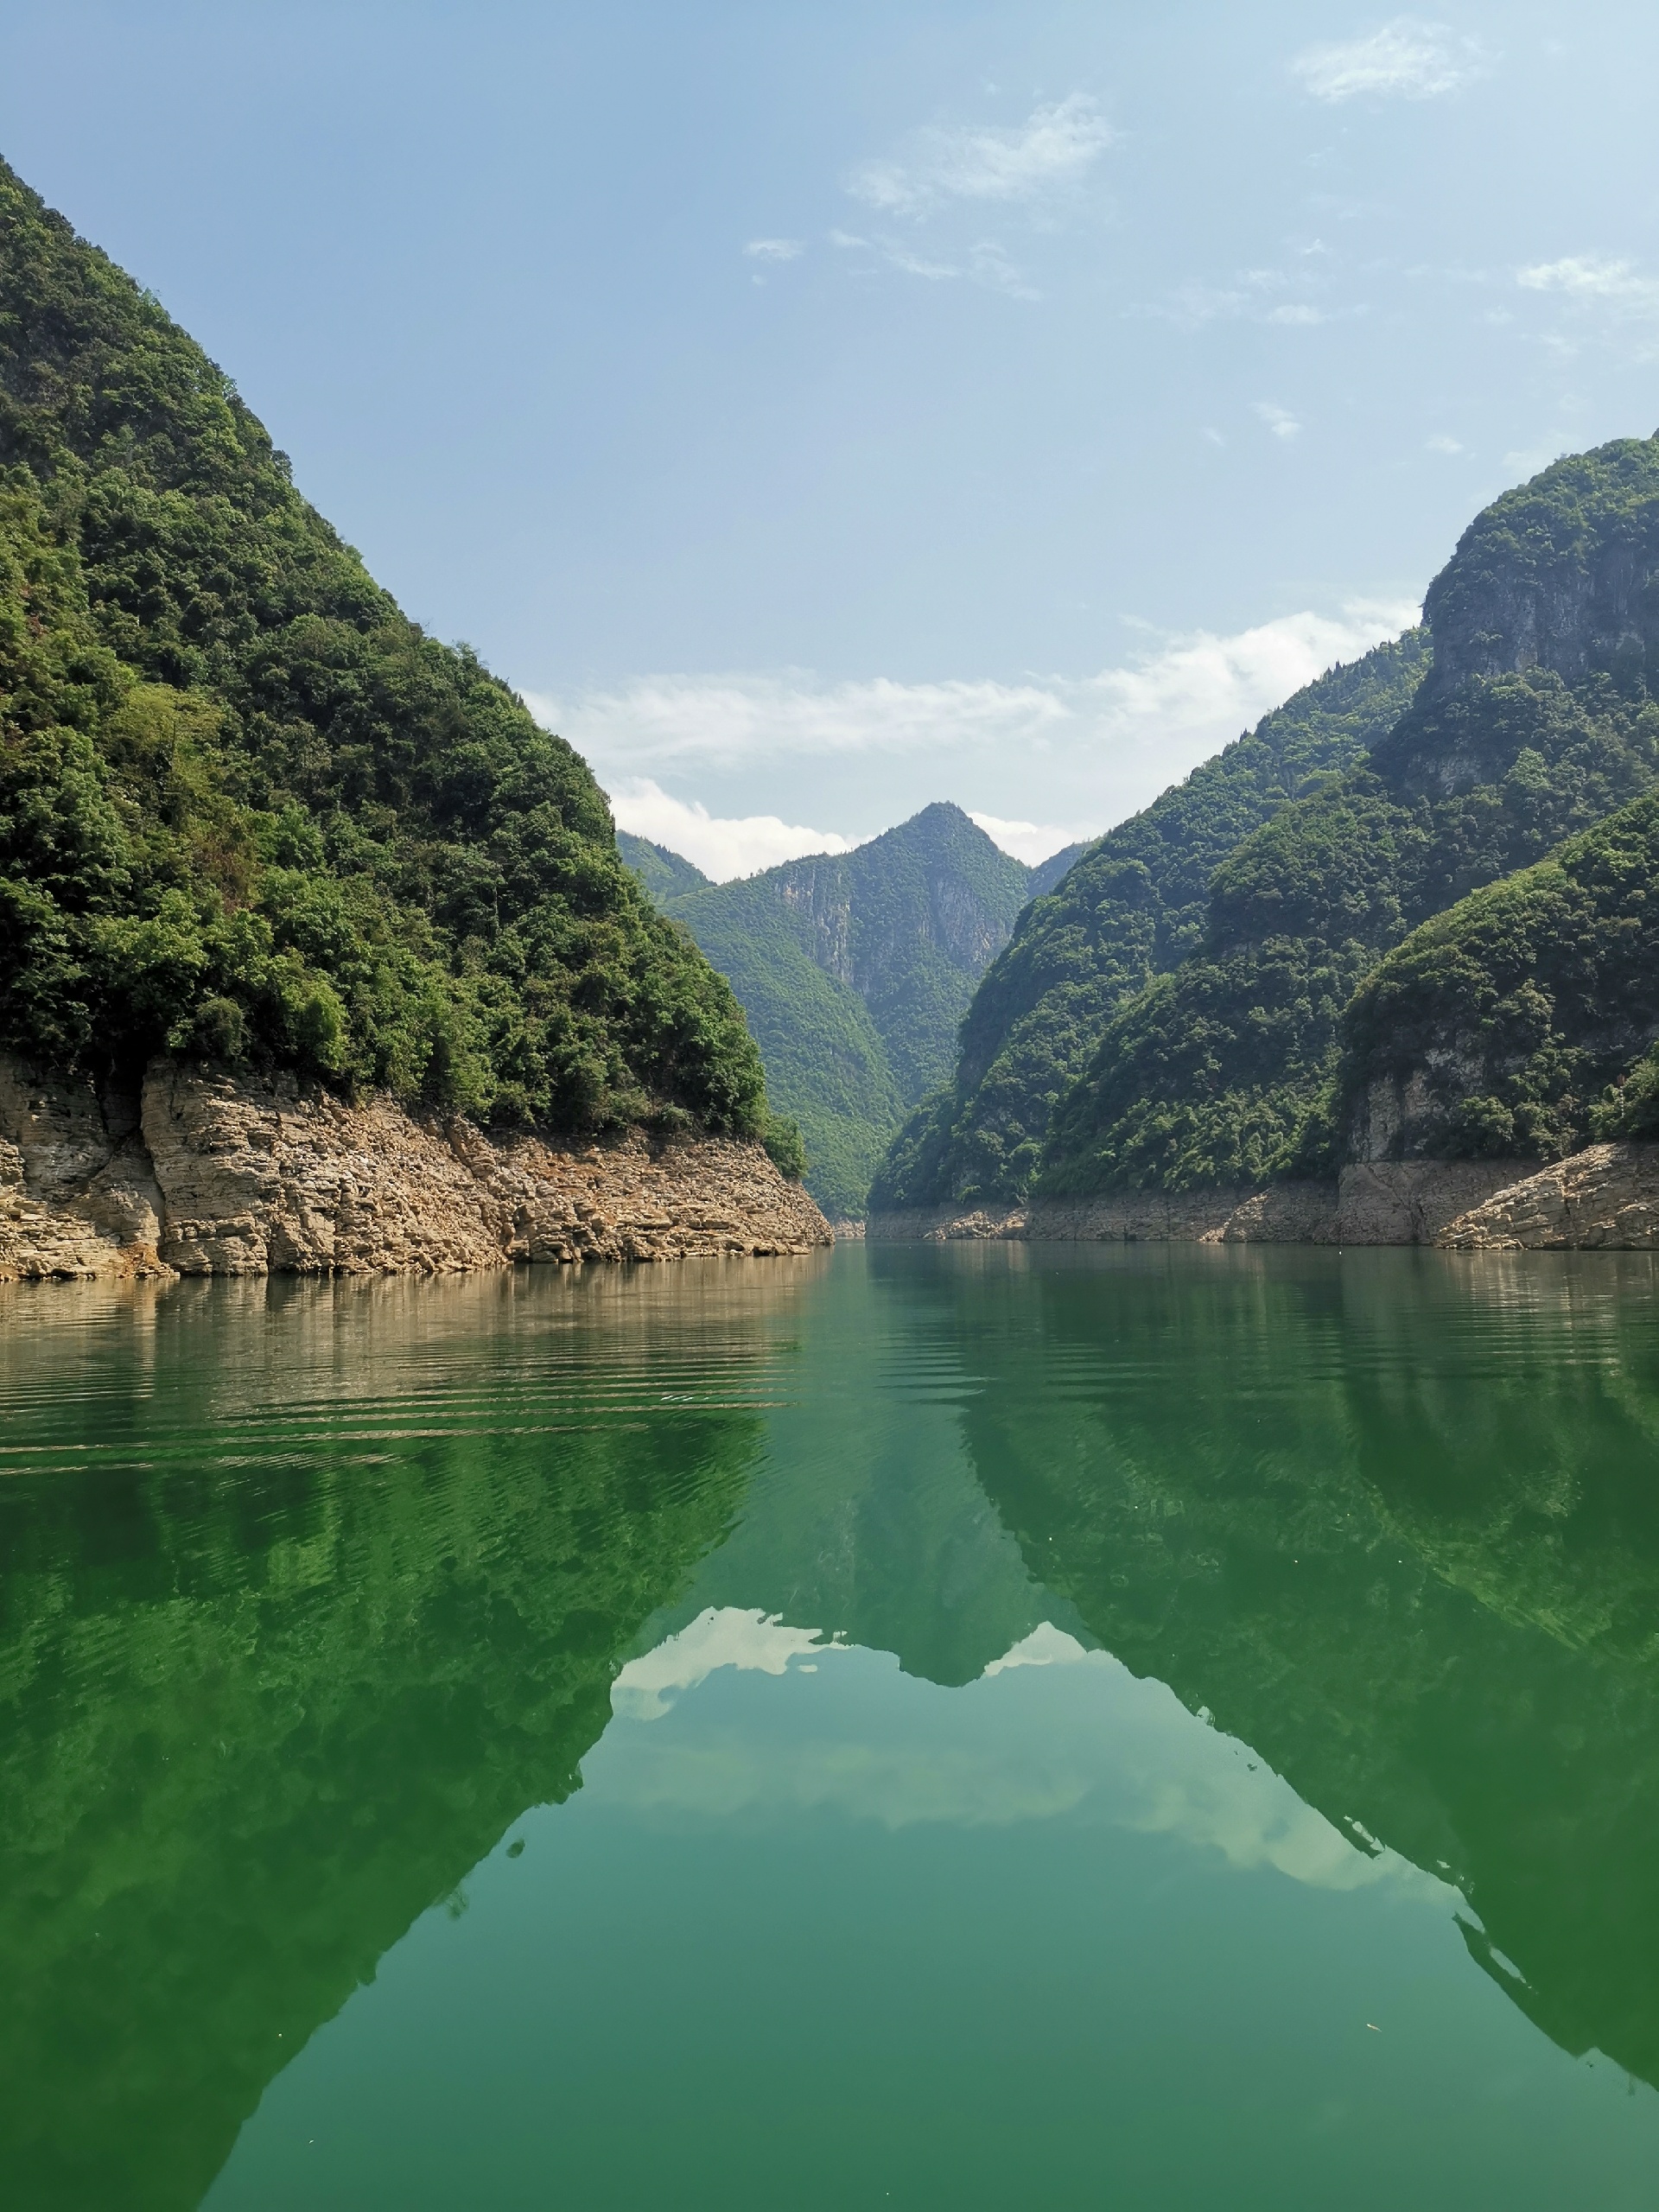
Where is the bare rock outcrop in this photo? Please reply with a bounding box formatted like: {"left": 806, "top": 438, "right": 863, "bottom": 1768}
{"left": 0, "top": 1053, "right": 830, "bottom": 1282}
{"left": 1438, "top": 1143, "right": 1659, "bottom": 1249}
{"left": 868, "top": 1157, "right": 1624, "bottom": 1248}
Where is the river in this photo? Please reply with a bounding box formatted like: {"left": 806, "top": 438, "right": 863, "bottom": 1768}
{"left": 4, "top": 1243, "right": 1659, "bottom": 2208}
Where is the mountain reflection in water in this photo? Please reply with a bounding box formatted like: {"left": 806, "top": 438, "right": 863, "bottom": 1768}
{"left": 2, "top": 1243, "right": 1658, "bottom": 2208}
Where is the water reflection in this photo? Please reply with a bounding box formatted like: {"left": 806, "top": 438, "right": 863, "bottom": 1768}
{"left": 0, "top": 1264, "right": 821, "bottom": 2212}
{"left": 907, "top": 1243, "right": 1659, "bottom": 2088}
{"left": 4, "top": 1245, "right": 1659, "bottom": 2207}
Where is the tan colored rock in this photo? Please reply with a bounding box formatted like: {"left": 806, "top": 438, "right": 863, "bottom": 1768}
{"left": 1439, "top": 1142, "right": 1659, "bottom": 1249}
{"left": 0, "top": 1052, "right": 830, "bottom": 1282}
{"left": 868, "top": 1154, "right": 1651, "bottom": 1249}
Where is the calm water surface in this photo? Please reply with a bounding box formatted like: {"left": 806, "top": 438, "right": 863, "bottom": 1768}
{"left": 5, "top": 1243, "right": 1659, "bottom": 2209}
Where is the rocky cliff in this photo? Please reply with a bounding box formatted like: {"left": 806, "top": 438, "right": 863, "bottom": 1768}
{"left": 0, "top": 1053, "right": 830, "bottom": 1282}
{"left": 868, "top": 1147, "right": 1659, "bottom": 1247}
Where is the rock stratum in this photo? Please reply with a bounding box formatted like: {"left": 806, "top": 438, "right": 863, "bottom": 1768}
{"left": 868, "top": 1143, "right": 1659, "bottom": 1249}
{"left": 0, "top": 1053, "right": 830, "bottom": 1282}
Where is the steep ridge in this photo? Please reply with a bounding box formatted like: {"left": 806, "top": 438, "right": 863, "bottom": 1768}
{"left": 0, "top": 155, "right": 821, "bottom": 1271}
{"left": 870, "top": 636, "right": 1429, "bottom": 1214}
{"left": 1040, "top": 439, "right": 1659, "bottom": 1204}
{"left": 664, "top": 804, "right": 1032, "bottom": 1217}
{"left": 618, "top": 830, "right": 710, "bottom": 906}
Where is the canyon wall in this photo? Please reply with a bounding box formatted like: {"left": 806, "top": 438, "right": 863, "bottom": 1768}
{"left": 868, "top": 1149, "right": 1659, "bottom": 1249}
{"left": 0, "top": 1055, "right": 830, "bottom": 1283}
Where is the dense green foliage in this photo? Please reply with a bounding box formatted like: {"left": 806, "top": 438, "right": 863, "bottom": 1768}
{"left": 1338, "top": 791, "right": 1659, "bottom": 1158}
{"left": 617, "top": 830, "right": 709, "bottom": 907}
{"left": 1039, "top": 435, "right": 1659, "bottom": 1195}
{"left": 1044, "top": 669, "right": 1659, "bottom": 1190}
{"left": 0, "top": 156, "right": 766, "bottom": 1135}
{"left": 667, "top": 804, "right": 1033, "bottom": 1217}
{"left": 872, "top": 633, "right": 1430, "bottom": 1209}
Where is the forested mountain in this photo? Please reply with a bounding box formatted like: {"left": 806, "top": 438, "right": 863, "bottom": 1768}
{"left": 650, "top": 804, "right": 1033, "bottom": 1217}
{"left": 871, "top": 634, "right": 1430, "bottom": 1210}
{"left": 617, "top": 830, "right": 709, "bottom": 907}
{"left": 1042, "top": 438, "right": 1659, "bottom": 1196}
{"left": 0, "top": 156, "right": 772, "bottom": 1147}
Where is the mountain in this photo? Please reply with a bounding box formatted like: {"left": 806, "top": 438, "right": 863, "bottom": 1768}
{"left": 657, "top": 804, "right": 1033, "bottom": 1218}
{"left": 1041, "top": 438, "right": 1659, "bottom": 1198}
{"left": 1027, "top": 840, "right": 1088, "bottom": 898}
{"left": 617, "top": 830, "right": 710, "bottom": 907}
{"left": 0, "top": 156, "right": 770, "bottom": 1149}
{"left": 871, "top": 634, "right": 1430, "bottom": 1211}
{"left": 1340, "top": 789, "right": 1659, "bottom": 1160}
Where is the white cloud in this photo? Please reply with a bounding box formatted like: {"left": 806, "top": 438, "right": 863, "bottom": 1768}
{"left": 1292, "top": 18, "right": 1485, "bottom": 103}
{"left": 1517, "top": 254, "right": 1659, "bottom": 315}
{"left": 743, "top": 237, "right": 804, "bottom": 263}
{"left": 525, "top": 598, "right": 1417, "bottom": 844}
{"left": 595, "top": 1622, "right": 1453, "bottom": 1899}
{"left": 980, "top": 1621, "right": 1094, "bottom": 1675}
{"left": 849, "top": 92, "right": 1109, "bottom": 218}
{"left": 1267, "top": 303, "right": 1325, "bottom": 326}
{"left": 1426, "top": 433, "right": 1465, "bottom": 454}
{"left": 613, "top": 1607, "right": 846, "bottom": 1721}
{"left": 969, "top": 811, "right": 1097, "bottom": 867}
{"left": 607, "top": 780, "right": 855, "bottom": 880}
{"left": 1255, "top": 400, "right": 1302, "bottom": 441}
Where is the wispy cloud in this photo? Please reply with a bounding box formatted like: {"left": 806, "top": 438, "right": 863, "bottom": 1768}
{"left": 524, "top": 601, "right": 1417, "bottom": 848}
{"left": 1426, "top": 432, "right": 1465, "bottom": 454}
{"left": 849, "top": 93, "right": 1109, "bottom": 217}
{"left": 743, "top": 237, "right": 804, "bottom": 263}
{"left": 1136, "top": 264, "right": 1338, "bottom": 332}
{"left": 1292, "top": 18, "right": 1485, "bottom": 103}
{"left": 1254, "top": 401, "right": 1302, "bottom": 442}
{"left": 1517, "top": 254, "right": 1659, "bottom": 315}
{"left": 606, "top": 780, "right": 855, "bottom": 881}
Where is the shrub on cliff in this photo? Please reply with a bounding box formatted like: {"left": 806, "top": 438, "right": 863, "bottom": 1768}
{"left": 0, "top": 156, "right": 766, "bottom": 1136}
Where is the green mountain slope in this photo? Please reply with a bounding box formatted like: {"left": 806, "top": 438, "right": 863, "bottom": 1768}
{"left": 0, "top": 156, "right": 765, "bottom": 1138}
{"left": 666, "top": 803, "right": 1032, "bottom": 1217}
{"left": 618, "top": 830, "right": 710, "bottom": 907}
{"left": 871, "top": 634, "right": 1429, "bottom": 1211}
{"left": 1043, "top": 438, "right": 1659, "bottom": 1196}
{"left": 1338, "top": 790, "right": 1659, "bottom": 1160}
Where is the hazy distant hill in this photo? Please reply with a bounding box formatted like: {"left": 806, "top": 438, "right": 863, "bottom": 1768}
{"left": 871, "top": 636, "right": 1431, "bottom": 1211}
{"left": 629, "top": 804, "right": 1033, "bottom": 1217}
{"left": 617, "top": 831, "right": 710, "bottom": 907}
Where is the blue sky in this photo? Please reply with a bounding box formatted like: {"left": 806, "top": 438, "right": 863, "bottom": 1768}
{"left": 4, "top": 2, "right": 1658, "bottom": 872}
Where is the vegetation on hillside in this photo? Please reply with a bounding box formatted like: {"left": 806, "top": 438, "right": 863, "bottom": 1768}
{"left": 617, "top": 830, "right": 709, "bottom": 908}
{"left": 1337, "top": 790, "right": 1659, "bottom": 1159}
{"left": 871, "top": 632, "right": 1430, "bottom": 1209}
{"left": 666, "top": 804, "right": 1032, "bottom": 1217}
{"left": 1043, "top": 669, "right": 1659, "bottom": 1191}
{"left": 0, "top": 156, "right": 766, "bottom": 1139}
{"left": 1038, "top": 436, "right": 1659, "bottom": 1196}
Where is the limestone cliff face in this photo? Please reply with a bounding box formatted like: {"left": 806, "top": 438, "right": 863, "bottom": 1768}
{"left": 865, "top": 1156, "right": 1623, "bottom": 1248}
{"left": 0, "top": 1054, "right": 830, "bottom": 1282}
{"left": 1439, "top": 1143, "right": 1659, "bottom": 1249}
{"left": 1419, "top": 439, "right": 1659, "bottom": 705}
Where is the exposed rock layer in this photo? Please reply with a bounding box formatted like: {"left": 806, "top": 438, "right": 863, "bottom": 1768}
{"left": 0, "top": 1054, "right": 830, "bottom": 1281}
{"left": 868, "top": 1152, "right": 1659, "bottom": 1249}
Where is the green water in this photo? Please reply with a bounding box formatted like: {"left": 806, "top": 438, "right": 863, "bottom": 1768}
{"left": 6, "top": 1245, "right": 1659, "bottom": 2209}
